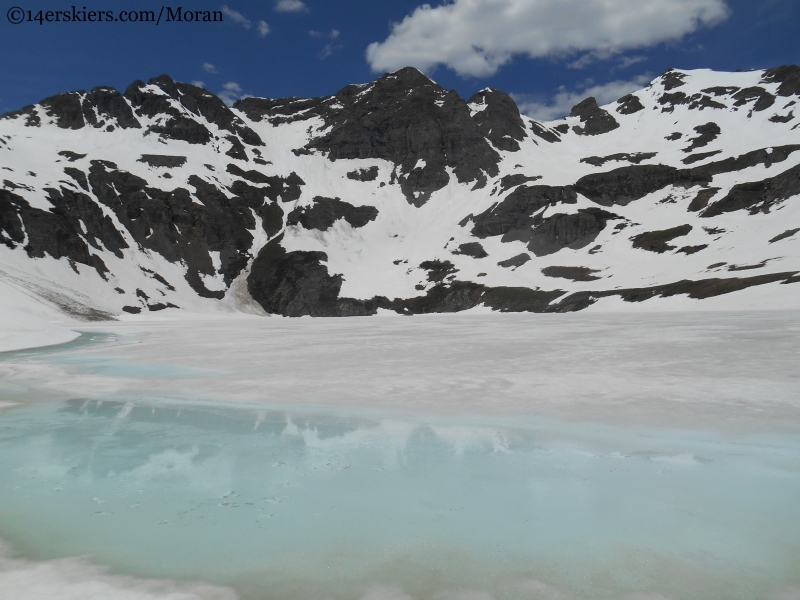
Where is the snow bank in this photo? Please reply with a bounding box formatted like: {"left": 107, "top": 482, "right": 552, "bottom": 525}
{"left": 0, "top": 279, "right": 79, "bottom": 352}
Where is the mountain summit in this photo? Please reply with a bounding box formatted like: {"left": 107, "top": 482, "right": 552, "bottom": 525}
{"left": 1, "top": 66, "right": 799, "bottom": 318}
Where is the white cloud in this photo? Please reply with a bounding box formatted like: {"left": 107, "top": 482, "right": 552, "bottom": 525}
{"left": 221, "top": 5, "right": 251, "bottom": 29}
{"left": 366, "top": 0, "right": 729, "bottom": 77}
{"left": 319, "top": 43, "right": 343, "bottom": 59}
{"left": 202, "top": 62, "right": 218, "bottom": 74}
{"left": 309, "top": 29, "right": 339, "bottom": 39}
{"left": 511, "top": 74, "right": 653, "bottom": 122}
{"left": 191, "top": 80, "right": 206, "bottom": 88}
{"left": 275, "top": 0, "right": 307, "bottom": 13}
{"left": 218, "top": 82, "right": 246, "bottom": 106}
{"left": 617, "top": 55, "right": 648, "bottom": 69}
{"left": 258, "top": 20, "right": 270, "bottom": 36}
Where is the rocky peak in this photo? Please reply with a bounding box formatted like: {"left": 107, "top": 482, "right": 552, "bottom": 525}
{"left": 301, "top": 67, "right": 501, "bottom": 206}
{"left": 124, "top": 75, "right": 263, "bottom": 150}
{"left": 569, "top": 97, "right": 620, "bottom": 136}
{"left": 762, "top": 65, "right": 800, "bottom": 97}
{"left": 467, "top": 88, "right": 526, "bottom": 152}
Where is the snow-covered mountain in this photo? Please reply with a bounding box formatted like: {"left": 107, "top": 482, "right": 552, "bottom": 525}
{"left": 1, "top": 65, "right": 799, "bottom": 320}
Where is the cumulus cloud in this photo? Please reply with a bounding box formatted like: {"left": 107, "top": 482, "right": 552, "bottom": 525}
{"left": 191, "top": 80, "right": 206, "bottom": 88}
{"left": 512, "top": 74, "right": 653, "bottom": 121}
{"left": 275, "top": 0, "right": 307, "bottom": 13}
{"left": 258, "top": 20, "right": 270, "bottom": 36}
{"left": 366, "top": 0, "right": 729, "bottom": 77}
{"left": 221, "top": 5, "right": 251, "bottom": 29}
{"left": 218, "top": 82, "right": 248, "bottom": 106}
{"left": 202, "top": 62, "right": 218, "bottom": 74}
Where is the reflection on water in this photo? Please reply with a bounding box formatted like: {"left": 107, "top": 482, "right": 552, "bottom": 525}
{"left": 0, "top": 399, "right": 799, "bottom": 600}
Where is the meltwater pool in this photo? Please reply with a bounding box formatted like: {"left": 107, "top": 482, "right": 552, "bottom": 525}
{"left": 0, "top": 398, "right": 798, "bottom": 600}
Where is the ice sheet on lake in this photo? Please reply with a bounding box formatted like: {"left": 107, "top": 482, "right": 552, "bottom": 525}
{"left": 1, "top": 311, "right": 799, "bottom": 432}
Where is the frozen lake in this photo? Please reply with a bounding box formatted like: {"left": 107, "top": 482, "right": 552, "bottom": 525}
{"left": 0, "top": 311, "right": 799, "bottom": 599}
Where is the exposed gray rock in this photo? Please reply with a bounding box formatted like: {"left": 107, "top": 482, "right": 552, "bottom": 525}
{"left": 541, "top": 266, "right": 601, "bottom": 281}
{"left": 287, "top": 197, "right": 378, "bottom": 231}
{"left": 702, "top": 163, "right": 800, "bottom": 217}
{"left": 762, "top": 65, "right": 800, "bottom": 97}
{"left": 346, "top": 166, "right": 379, "bottom": 181}
{"left": 574, "top": 165, "right": 710, "bottom": 207}
{"left": 683, "top": 123, "right": 721, "bottom": 152}
{"left": 469, "top": 185, "right": 577, "bottom": 240}
{"left": 528, "top": 208, "right": 622, "bottom": 256}
{"left": 581, "top": 152, "right": 657, "bottom": 167}
{"left": 497, "top": 253, "right": 530, "bottom": 268}
{"left": 616, "top": 94, "right": 645, "bottom": 114}
{"left": 467, "top": 88, "right": 527, "bottom": 151}
{"left": 569, "top": 97, "right": 620, "bottom": 136}
{"left": 631, "top": 224, "right": 692, "bottom": 253}
{"left": 138, "top": 155, "right": 187, "bottom": 168}
{"left": 452, "top": 242, "right": 487, "bottom": 258}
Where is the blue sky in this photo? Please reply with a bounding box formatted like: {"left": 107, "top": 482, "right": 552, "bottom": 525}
{"left": 1, "top": 0, "right": 798, "bottom": 119}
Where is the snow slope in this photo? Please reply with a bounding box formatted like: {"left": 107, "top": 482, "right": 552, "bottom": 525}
{"left": 1, "top": 66, "right": 798, "bottom": 325}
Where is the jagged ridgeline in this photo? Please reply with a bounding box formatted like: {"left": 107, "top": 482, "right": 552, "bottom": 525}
{"left": 1, "top": 66, "right": 799, "bottom": 318}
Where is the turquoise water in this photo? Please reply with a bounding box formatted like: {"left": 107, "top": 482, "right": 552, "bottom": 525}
{"left": 0, "top": 398, "right": 798, "bottom": 600}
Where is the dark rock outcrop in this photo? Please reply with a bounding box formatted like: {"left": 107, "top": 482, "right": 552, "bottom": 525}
{"left": 683, "top": 123, "right": 721, "bottom": 152}
{"left": 687, "top": 188, "right": 720, "bottom": 212}
{"left": 419, "top": 259, "right": 458, "bottom": 283}
{"left": 691, "top": 144, "right": 800, "bottom": 177}
{"left": 550, "top": 272, "right": 798, "bottom": 312}
{"left": 574, "top": 165, "right": 710, "bottom": 206}
{"left": 762, "top": 65, "right": 800, "bottom": 97}
{"left": 467, "top": 88, "right": 527, "bottom": 151}
{"left": 616, "top": 94, "right": 645, "bottom": 114}
{"left": 498, "top": 253, "right": 530, "bottom": 268}
{"left": 287, "top": 197, "right": 378, "bottom": 231}
{"left": 580, "top": 152, "right": 657, "bottom": 167}
{"left": 631, "top": 224, "right": 692, "bottom": 253}
{"left": 732, "top": 87, "right": 776, "bottom": 112}
{"left": 527, "top": 208, "right": 621, "bottom": 256}
{"left": 682, "top": 151, "right": 721, "bottom": 165}
{"left": 346, "top": 166, "right": 379, "bottom": 181}
{"left": 247, "top": 235, "right": 380, "bottom": 317}
{"left": 238, "top": 68, "right": 501, "bottom": 206}
{"left": 0, "top": 187, "right": 117, "bottom": 277}
{"left": 495, "top": 174, "right": 542, "bottom": 194}
{"left": 541, "top": 266, "right": 601, "bottom": 281}
{"left": 85, "top": 160, "right": 260, "bottom": 297}
{"left": 769, "top": 228, "right": 799, "bottom": 243}
{"left": 661, "top": 70, "right": 688, "bottom": 90}
{"left": 569, "top": 97, "right": 619, "bottom": 136}
{"left": 138, "top": 155, "right": 187, "bottom": 168}
{"left": 469, "top": 185, "right": 577, "bottom": 240}
{"left": 529, "top": 121, "right": 562, "bottom": 143}
{"left": 452, "top": 242, "right": 487, "bottom": 258}
{"left": 125, "top": 74, "right": 262, "bottom": 148}
{"left": 702, "top": 163, "right": 800, "bottom": 217}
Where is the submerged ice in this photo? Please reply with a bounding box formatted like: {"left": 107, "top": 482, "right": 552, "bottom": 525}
{"left": 0, "top": 399, "right": 799, "bottom": 600}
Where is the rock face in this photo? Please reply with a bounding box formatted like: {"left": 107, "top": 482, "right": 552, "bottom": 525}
{"left": 236, "top": 67, "right": 501, "bottom": 206}
{"left": 467, "top": 89, "right": 527, "bottom": 151}
{"left": 1, "top": 65, "right": 799, "bottom": 318}
{"left": 569, "top": 97, "right": 620, "bottom": 136}
{"left": 287, "top": 197, "right": 378, "bottom": 231}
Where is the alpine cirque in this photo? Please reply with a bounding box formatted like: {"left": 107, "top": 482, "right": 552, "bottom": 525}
{"left": 1, "top": 65, "right": 799, "bottom": 319}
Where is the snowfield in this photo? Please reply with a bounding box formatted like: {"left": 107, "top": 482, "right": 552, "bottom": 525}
{"left": 0, "top": 65, "right": 798, "bottom": 333}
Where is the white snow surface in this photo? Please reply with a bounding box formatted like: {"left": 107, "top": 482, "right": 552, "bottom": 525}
{"left": 4, "top": 311, "right": 798, "bottom": 433}
{"left": 0, "top": 277, "right": 79, "bottom": 352}
{"left": 0, "top": 66, "right": 798, "bottom": 338}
